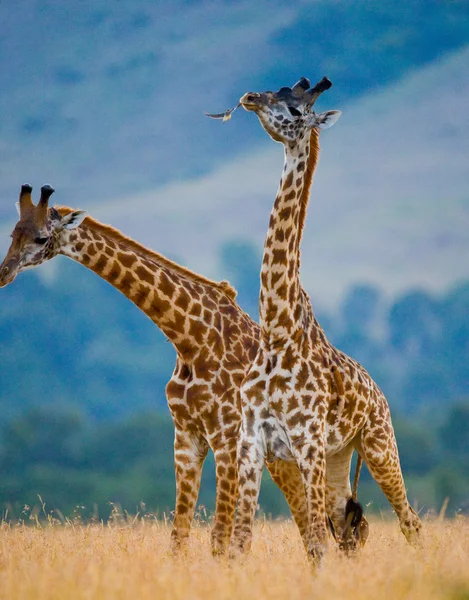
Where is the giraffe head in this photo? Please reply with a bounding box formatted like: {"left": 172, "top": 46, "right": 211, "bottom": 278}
{"left": 240, "top": 76, "right": 341, "bottom": 144}
{"left": 0, "top": 184, "right": 87, "bottom": 287}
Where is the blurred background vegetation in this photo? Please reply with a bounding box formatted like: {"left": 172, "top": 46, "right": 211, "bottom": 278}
{"left": 1, "top": 244, "right": 468, "bottom": 520}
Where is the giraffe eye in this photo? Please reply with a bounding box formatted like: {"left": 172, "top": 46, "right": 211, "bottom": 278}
{"left": 287, "top": 106, "right": 301, "bottom": 117}
{"left": 34, "top": 237, "right": 49, "bottom": 245}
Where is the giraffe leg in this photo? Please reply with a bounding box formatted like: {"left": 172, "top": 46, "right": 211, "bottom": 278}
{"left": 266, "top": 459, "right": 309, "bottom": 543}
{"left": 170, "top": 429, "right": 209, "bottom": 553}
{"left": 211, "top": 440, "right": 239, "bottom": 556}
{"left": 358, "top": 405, "right": 422, "bottom": 545}
{"left": 230, "top": 437, "right": 264, "bottom": 556}
{"left": 325, "top": 445, "right": 369, "bottom": 553}
{"left": 292, "top": 433, "right": 328, "bottom": 564}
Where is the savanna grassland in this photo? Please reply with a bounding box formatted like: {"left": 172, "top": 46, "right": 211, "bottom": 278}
{"left": 0, "top": 517, "right": 468, "bottom": 600}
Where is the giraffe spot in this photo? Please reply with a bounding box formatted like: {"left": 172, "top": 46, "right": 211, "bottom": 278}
{"left": 186, "top": 383, "right": 210, "bottom": 408}
{"left": 108, "top": 263, "right": 122, "bottom": 281}
{"left": 268, "top": 374, "right": 290, "bottom": 396}
{"left": 105, "top": 246, "right": 114, "bottom": 257}
{"left": 159, "top": 271, "right": 176, "bottom": 298}
{"left": 75, "top": 242, "right": 85, "bottom": 252}
{"left": 135, "top": 265, "right": 155, "bottom": 285}
{"left": 166, "top": 381, "right": 185, "bottom": 399}
{"left": 175, "top": 288, "right": 191, "bottom": 311}
{"left": 287, "top": 395, "right": 299, "bottom": 413}
{"left": 133, "top": 283, "right": 150, "bottom": 308}
{"left": 166, "top": 308, "right": 186, "bottom": 334}
{"left": 276, "top": 282, "right": 288, "bottom": 300}
{"left": 120, "top": 272, "right": 136, "bottom": 295}
{"left": 202, "top": 295, "right": 217, "bottom": 311}
{"left": 202, "top": 405, "right": 219, "bottom": 434}
{"left": 207, "top": 329, "right": 223, "bottom": 360}
{"left": 282, "top": 172, "right": 293, "bottom": 190}
{"left": 295, "top": 363, "right": 309, "bottom": 392}
{"left": 220, "top": 406, "right": 237, "bottom": 424}
{"left": 194, "top": 347, "right": 218, "bottom": 381}
{"left": 276, "top": 308, "right": 293, "bottom": 331}
{"left": 244, "top": 408, "right": 255, "bottom": 437}
{"left": 281, "top": 346, "right": 297, "bottom": 371}
{"left": 149, "top": 297, "right": 171, "bottom": 319}
{"left": 189, "top": 318, "right": 208, "bottom": 345}
{"left": 189, "top": 303, "right": 202, "bottom": 318}
{"left": 274, "top": 228, "right": 285, "bottom": 243}
{"left": 279, "top": 207, "right": 291, "bottom": 221}
{"left": 202, "top": 308, "right": 213, "bottom": 325}
{"left": 170, "top": 402, "right": 191, "bottom": 425}
{"left": 287, "top": 411, "right": 307, "bottom": 428}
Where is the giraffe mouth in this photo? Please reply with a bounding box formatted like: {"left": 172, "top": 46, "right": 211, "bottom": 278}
{"left": 0, "top": 272, "right": 16, "bottom": 288}
{"left": 239, "top": 93, "right": 264, "bottom": 112}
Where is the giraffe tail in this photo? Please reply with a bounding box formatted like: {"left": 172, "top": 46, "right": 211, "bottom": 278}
{"left": 352, "top": 453, "right": 363, "bottom": 501}
{"left": 341, "top": 454, "right": 369, "bottom": 551}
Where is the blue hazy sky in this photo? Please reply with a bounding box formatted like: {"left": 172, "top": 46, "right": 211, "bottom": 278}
{"left": 1, "top": 0, "right": 468, "bottom": 308}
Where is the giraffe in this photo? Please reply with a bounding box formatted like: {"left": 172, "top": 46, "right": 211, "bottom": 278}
{"left": 230, "top": 77, "right": 422, "bottom": 562}
{"left": 0, "top": 184, "right": 366, "bottom": 554}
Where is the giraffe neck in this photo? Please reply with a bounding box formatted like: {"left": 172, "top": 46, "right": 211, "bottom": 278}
{"left": 56, "top": 207, "right": 237, "bottom": 362}
{"left": 259, "top": 129, "right": 319, "bottom": 341}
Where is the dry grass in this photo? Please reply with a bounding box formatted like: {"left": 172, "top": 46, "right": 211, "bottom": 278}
{"left": 0, "top": 517, "right": 468, "bottom": 600}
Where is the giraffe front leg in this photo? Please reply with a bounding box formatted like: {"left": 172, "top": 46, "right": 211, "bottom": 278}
{"left": 211, "top": 440, "right": 239, "bottom": 556}
{"left": 230, "top": 436, "right": 264, "bottom": 557}
{"left": 170, "top": 429, "right": 209, "bottom": 553}
{"left": 292, "top": 433, "right": 328, "bottom": 564}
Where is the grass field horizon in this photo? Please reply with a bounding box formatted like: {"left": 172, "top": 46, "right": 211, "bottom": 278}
{"left": 1, "top": 516, "right": 468, "bottom": 600}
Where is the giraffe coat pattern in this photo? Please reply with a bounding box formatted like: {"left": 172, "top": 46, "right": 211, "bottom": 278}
{"left": 0, "top": 185, "right": 365, "bottom": 554}
{"left": 231, "top": 80, "right": 421, "bottom": 562}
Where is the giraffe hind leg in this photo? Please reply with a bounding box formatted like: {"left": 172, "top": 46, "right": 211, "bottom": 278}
{"left": 357, "top": 406, "right": 422, "bottom": 546}
{"left": 266, "top": 459, "right": 309, "bottom": 546}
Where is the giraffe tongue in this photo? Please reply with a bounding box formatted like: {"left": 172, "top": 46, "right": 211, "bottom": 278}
{"left": 205, "top": 103, "right": 241, "bottom": 122}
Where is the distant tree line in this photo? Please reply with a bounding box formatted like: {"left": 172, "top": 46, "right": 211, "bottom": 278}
{"left": 0, "top": 240, "right": 468, "bottom": 518}
{"left": 1, "top": 401, "right": 468, "bottom": 520}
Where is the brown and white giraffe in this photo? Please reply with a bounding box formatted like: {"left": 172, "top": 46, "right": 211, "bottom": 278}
{"left": 0, "top": 184, "right": 366, "bottom": 554}
{"left": 230, "top": 77, "right": 421, "bottom": 562}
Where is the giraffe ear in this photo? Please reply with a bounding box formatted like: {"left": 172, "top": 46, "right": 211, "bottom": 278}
{"left": 60, "top": 210, "right": 87, "bottom": 230}
{"left": 314, "top": 110, "right": 341, "bottom": 130}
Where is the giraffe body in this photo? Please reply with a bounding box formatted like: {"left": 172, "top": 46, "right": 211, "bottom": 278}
{"left": 0, "top": 185, "right": 366, "bottom": 554}
{"left": 232, "top": 79, "right": 421, "bottom": 561}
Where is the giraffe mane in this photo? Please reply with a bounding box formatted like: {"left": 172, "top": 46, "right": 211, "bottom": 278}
{"left": 55, "top": 206, "right": 238, "bottom": 300}
{"left": 296, "top": 128, "right": 320, "bottom": 245}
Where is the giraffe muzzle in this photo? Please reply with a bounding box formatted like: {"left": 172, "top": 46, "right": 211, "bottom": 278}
{"left": 0, "top": 260, "right": 18, "bottom": 287}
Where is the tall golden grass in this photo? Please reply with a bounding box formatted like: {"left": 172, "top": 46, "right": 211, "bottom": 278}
{"left": 0, "top": 515, "right": 468, "bottom": 600}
